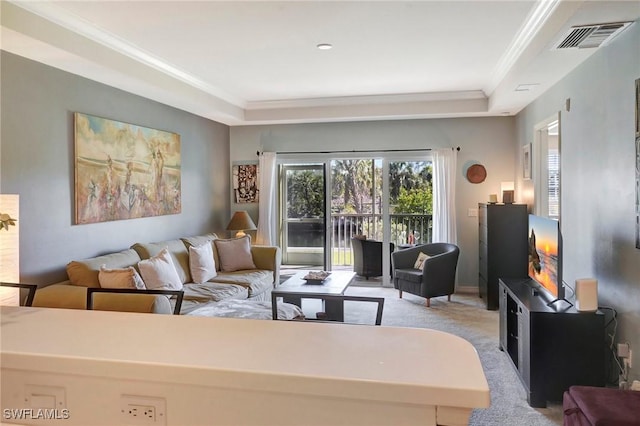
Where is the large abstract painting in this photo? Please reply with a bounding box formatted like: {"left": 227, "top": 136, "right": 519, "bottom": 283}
{"left": 75, "top": 113, "right": 181, "bottom": 224}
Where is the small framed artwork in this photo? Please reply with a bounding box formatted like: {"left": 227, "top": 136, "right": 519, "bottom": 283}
{"left": 233, "top": 163, "right": 259, "bottom": 203}
{"left": 635, "top": 78, "right": 640, "bottom": 138}
{"left": 635, "top": 78, "right": 640, "bottom": 248}
{"left": 522, "top": 143, "right": 532, "bottom": 180}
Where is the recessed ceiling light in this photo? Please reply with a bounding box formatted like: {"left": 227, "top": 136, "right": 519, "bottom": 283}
{"left": 317, "top": 43, "right": 333, "bottom": 50}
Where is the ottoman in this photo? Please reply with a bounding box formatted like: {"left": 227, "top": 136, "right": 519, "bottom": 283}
{"left": 563, "top": 385, "right": 640, "bottom": 426}
{"left": 187, "top": 299, "right": 304, "bottom": 320}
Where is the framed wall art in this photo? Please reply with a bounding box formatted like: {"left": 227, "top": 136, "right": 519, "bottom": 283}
{"left": 523, "top": 143, "right": 532, "bottom": 180}
{"left": 233, "top": 163, "right": 259, "bottom": 203}
{"left": 74, "top": 113, "right": 181, "bottom": 224}
{"left": 635, "top": 78, "right": 640, "bottom": 248}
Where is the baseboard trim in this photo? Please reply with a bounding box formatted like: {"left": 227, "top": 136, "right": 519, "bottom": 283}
{"left": 456, "top": 286, "right": 479, "bottom": 295}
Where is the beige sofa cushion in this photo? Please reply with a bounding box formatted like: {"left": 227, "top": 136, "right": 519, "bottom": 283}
{"left": 214, "top": 236, "right": 256, "bottom": 272}
{"left": 177, "top": 282, "right": 248, "bottom": 314}
{"left": 189, "top": 243, "right": 217, "bottom": 283}
{"left": 67, "top": 249, "right": 142, "bottom": 288}
{"left": 213, "top": 270, "right": 273, "bottom": 297}
{"left": 131, "top": 239, "right": 191, "bottom": 284}
{"left": 32, "top": 283, "right": 173, "bottom": 314}
{"left": 138, "top": 248, "right": 184, "bottom": 291}
{"left": 98, "top": 265, "right": 146, "bottom": 289}
{"left": 181, "top": 233, "right": 220, "bottom": 271}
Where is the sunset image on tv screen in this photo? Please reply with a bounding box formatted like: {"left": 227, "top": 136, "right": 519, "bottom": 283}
{"left": 528, "top": 216, "right": 559, "bottom": 297}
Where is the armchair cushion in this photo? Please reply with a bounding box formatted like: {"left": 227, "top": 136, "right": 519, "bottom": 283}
{"left": 394, "top": 268, "right": 423, "bottom": 284}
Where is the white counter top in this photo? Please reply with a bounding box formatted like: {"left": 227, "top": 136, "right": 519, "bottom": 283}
{"left": 1, "top": 306, "right": 489, "bottom": 425}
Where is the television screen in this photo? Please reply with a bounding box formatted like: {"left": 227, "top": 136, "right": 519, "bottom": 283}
{"left": 528, "top": 214, "right": 563, "bottom": 300}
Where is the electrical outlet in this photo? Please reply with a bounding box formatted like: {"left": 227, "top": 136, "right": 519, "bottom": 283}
{"left": 120, "top": 395, "right": 166, "bottom": 425}
{"left": 125, "top": 405, "right": 155, "bottom": 421}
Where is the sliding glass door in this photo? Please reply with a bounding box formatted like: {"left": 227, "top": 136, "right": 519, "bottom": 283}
{"left": 280, "top": 164, "right": 326, "bottom": 268}
{"left": 278, "top": 154, "right": 432, "bottom": 285}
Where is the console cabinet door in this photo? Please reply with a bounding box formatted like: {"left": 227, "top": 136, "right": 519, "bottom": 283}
{"left": 478, "top": 204, "right": 527, "bottom": 310}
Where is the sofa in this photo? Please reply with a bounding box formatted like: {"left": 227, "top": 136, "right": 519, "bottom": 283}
{"left": 32, "top": 233, "right": 291, "bottom": 317}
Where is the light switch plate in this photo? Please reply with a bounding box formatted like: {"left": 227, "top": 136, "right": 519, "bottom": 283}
{"left": 468, "top": 208, "right": 478, "bottom": 217}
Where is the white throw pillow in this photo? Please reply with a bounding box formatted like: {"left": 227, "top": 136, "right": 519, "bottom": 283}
{"left": 414, "top": 252, "right": 431, "bottom": 270}
{"left": 138, "top": 247, "right": 183, "bottom": 291}
{"left": 214, "top": 236, "right": 256, "bottom": 272}
{"left": 98, "top": 265, "right": 146, "bottom": 289}
{"left": 189, "top": 242, "right": 217, "bottom": 283}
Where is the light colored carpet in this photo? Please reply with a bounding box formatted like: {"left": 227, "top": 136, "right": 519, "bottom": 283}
{"left": 289, "top": 279, "right": 564, "bottom": 426}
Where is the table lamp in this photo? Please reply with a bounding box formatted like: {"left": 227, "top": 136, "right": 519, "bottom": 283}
{"left": 226, "top": 211, "right": 257, "bottom": 238}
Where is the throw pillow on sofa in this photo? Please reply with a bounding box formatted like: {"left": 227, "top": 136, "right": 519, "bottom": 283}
{"left": 138, "top": 247, "right": 183, "bottom": 291}
{"left": 189, "top": 242, "right": 217, "bottom": 283}
{"left": 214, "top": 236, "right": 256, "bottom": 272}
{"left": 414, "top": 252, "right": 431, "bottom": 270}
{"left": 98, "top": 265, "right": 146, "bottom": 289}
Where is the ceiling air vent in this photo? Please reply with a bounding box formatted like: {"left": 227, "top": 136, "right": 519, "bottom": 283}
{"left": 554, "top": 21, "right": 633, "bottom": 49}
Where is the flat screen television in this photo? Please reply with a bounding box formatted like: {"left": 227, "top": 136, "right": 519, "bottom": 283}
{"left": 528, "top": 214, "right": 565, "bottom": 304}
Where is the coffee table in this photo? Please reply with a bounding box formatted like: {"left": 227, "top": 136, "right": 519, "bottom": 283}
{"left": 271, "top": 271, "right": 356, "bottom": 321}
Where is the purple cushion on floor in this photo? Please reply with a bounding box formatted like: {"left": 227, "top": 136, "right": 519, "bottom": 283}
{"left": 566, "top": 386, "right": 640, "bottom": 426}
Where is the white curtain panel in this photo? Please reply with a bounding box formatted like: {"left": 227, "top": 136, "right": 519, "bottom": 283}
{"left": 256, "top": 152, "right": 277, "bottom": 245}
{"left": 432, "top": 148, "right": 458, "bottom": 244}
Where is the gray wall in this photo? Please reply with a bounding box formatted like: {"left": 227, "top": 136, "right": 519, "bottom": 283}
{"left": 0, "top": 52, "right": 230, "bottom": 286}
{"left": 230, "top": 117, "right": 517, "bottom": 287}
{"left": 515, "top": 23, "right": 640, "bottom": 382}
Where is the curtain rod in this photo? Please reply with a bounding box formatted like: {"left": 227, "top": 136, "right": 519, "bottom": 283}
{"left": 257, "top": 147, "right": 460, "bottom": 156}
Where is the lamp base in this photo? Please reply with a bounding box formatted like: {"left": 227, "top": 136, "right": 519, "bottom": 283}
{"left": 235, "top": 230, "right": 246, "bottom": 238}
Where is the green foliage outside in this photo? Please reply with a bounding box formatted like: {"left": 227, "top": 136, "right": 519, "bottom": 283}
{"left": 287, "top": 170, "right": 324, "bottom": 218}
{"left": 395, "top": 186, "right": 433, "bottom": 214}
{"left": 286, "top": 160, "right": 433, "bottom": 218}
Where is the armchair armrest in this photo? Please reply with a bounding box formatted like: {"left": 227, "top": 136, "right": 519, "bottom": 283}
{"left": 86, "top": 288, "right": 184, "bottom": 315}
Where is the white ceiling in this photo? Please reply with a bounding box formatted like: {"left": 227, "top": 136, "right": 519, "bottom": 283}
{"left": 1, "top": 1, "right": 639, "bottom": 125}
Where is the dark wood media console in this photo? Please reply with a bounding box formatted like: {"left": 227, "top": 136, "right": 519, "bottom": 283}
{"left": 499, "top": 278, "right": 605, "bottom": 408}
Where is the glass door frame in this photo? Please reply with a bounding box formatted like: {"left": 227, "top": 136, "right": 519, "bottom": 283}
{"left": 278, "top": 151, "right": 432, "bottom": 287}
{"left": 279, "top": 162, "right": 326, "bottom": 268}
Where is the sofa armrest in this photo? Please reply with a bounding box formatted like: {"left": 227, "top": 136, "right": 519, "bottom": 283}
{"left": 32, "top": 283, "right": 173, "bottom": 314}
{"left": 86, "top": 288, "right": 184, "bottom": 315}
{"left": 251, "top": 245, "right": 281, "bottom": 285}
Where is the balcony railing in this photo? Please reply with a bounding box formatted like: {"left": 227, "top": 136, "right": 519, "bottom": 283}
{"left": 283, "top": 213, "right": 433, "bottom": 267}
{"left": 331, "top": 213, "right": 433, "bottom": 266}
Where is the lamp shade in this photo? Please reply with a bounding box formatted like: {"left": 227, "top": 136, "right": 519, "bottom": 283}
{"left": 226, "top": 211, "right": 257, "bottom": 238}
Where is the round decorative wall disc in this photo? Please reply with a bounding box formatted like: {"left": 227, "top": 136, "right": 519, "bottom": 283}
{"left": 466, "top": 164, "right": 487, "bottom": 184}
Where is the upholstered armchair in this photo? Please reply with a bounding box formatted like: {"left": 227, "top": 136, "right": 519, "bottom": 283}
{"left": 351, "top": 238, "right": 395, "bottom": 279}
{"left": 391, "top": 243, "right": 460, "bottom": 307}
